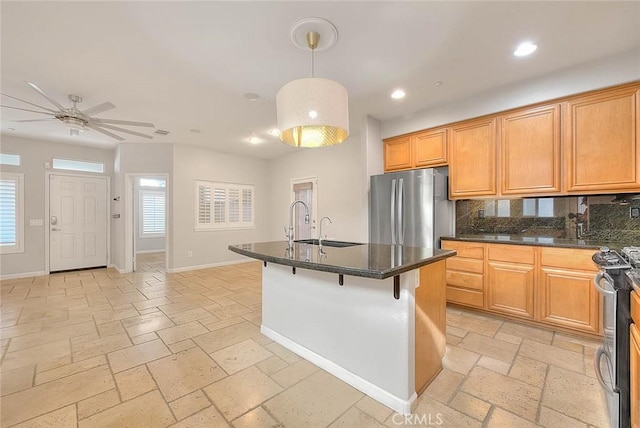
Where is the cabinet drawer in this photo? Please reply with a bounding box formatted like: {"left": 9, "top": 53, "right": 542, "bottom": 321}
{"left": 441, "top": 241, "right": 484, "bottom": 259}
{"left": 446, "top": 270, "right": 483, "bottom": 290}
{"left": 488, "top": 244, "right": 535, "bottom": 264}
{"left": 446, "top": 257, "right": 484, "bottom": 273}
{"left": 632, "top": 290, "right": 640, "bottom": 325}
{"left": 446, "top": 286, "right": 483, "bottom": 308}
{"left": 540, "top": 248, "right": 598, "bottom": 271}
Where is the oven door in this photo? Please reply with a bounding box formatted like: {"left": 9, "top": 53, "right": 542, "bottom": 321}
{"left": 594, "top": 272, "right": 617, "bottom": 361}
{"left": 593, "top": 271, "right": 619, "bottom": 428}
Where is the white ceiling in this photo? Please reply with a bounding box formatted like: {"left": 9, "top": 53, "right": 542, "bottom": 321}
{"left": 2, "top": 1, "right": 639, "bottom": 159}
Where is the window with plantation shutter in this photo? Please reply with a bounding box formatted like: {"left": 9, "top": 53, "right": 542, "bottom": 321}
{"left": 0, "top": 172, "right": 24, "bottom": 254}
{"left": 139, "top": 190, "right": 165, "bottom": 237}
{"left": 195, "top": 181, "right": 254, "bottom": 230}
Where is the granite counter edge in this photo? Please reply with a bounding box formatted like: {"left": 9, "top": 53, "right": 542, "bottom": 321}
{"left": 228, "top": 245, "right": 456, "bottom": 280}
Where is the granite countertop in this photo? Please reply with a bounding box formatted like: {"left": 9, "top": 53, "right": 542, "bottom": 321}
{"left": 228, "top": 241, "right": 456, "bottom": 280}
{"left": 442, "top": 234, "right": 629, "bottom": 250}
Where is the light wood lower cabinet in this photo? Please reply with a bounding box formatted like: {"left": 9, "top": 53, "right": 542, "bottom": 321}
{"left": 631, "top": 323, "right": 640, "bottom": 428}
{"left": 442, "top": 240, "right": 485, "bottom": 308}
{"left": 632, "top": 290, "right": 639, "bottom": 428}
{"left": 443, "top": 240, "right": 602, "bottom": 335}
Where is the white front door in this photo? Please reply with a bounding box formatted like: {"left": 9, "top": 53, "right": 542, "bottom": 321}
{"left": 50, "top": 174, "right": 108, "bottom": 272}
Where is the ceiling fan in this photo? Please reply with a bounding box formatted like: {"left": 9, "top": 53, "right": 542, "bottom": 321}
{"left": 0, "top": 82, "right": 155, "bottom": 141}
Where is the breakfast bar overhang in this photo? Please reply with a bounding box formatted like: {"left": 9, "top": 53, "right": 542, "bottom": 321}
{"left": 228, "top": 241, "right": 456, "bottom": 415}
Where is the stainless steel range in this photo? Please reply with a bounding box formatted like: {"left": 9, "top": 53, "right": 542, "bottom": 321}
{"left": 592, "top": 247, "right": 636, "bottom": 428}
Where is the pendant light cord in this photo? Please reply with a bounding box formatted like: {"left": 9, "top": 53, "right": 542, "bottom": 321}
{"left": 311, "top": 47, "right": 315, "bottom": 78}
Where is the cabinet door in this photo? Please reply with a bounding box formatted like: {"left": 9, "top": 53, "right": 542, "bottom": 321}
{"left": 413, "top": 128, "right": 447, "bottom": 167}
{"left": 631, "top": 324, "right": 640, "bottom": 428}
{"left": 449, "top": 118, "right": 497, "bottom": 198}
{"left": 487, "top": 261, "right": 535, "bottom": 319}
{"left": 565, "top": 86, "right": 640, "bottom": 193}
{"left": 501, "top": 104, "right": 561, "bottom": 195}
{"left": 442, "top": 240, "right": 485, "bottom": 308}
{"left": 538, "top": 267, "right": 600, "bottom": 333}
{"left": 383, "top": 135, "right": 412, "bottom": 172}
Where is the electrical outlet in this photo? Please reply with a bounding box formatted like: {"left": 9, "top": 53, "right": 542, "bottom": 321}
{"left": 187, "top": 251, "right": 193, "bottom": 257}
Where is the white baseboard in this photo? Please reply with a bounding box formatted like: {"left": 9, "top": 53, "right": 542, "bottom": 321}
{"left": 109, "top": 264, "right": 127, "bottom": 274}
{"left": 0, "top": 270, "right": 47, "bottom": 280}
{"left": 135, "top": 249, "right": 166, "bottom": 254}
{"left": 261, "top": 325, "right": 417, "bottom": 416}
{"left": 165, "top": 258, "right": 251, "bottom": 273}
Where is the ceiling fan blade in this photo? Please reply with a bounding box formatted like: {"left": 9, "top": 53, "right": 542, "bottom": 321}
{"left": 82, "top": 102, "right": 115, "bottom": 116}
{"left": 96, "top": 123, "right": 154, "bottom": 139}
{"left": 87, "top": 124, "right": 125, "bottom": 141}
{"left": 0, "top": 93, "right": 58, "bottom": 113}
{"left": 26, "top": 82, "right": 67, "bottom": 111}
{"left": 0, "top": 104, "right": 55, "bottom": 115}
{"left": 91, "top": 118, "right": 154, "bottom": 127}
{"left": 14, "top": 118, "right": 57, "bottom": 123}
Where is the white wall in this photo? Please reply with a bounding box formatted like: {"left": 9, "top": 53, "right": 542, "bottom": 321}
{"left": 267, "top": 135, "right": 366, "bottom": 243}
{"left": 0, "top": 135, "right": 114, "bottom": 277}
{"left": 382, "top": 48, "right": 640, "bottom": 138}
{"left": 171, "top": 144, "right": 270, "bottom": 270}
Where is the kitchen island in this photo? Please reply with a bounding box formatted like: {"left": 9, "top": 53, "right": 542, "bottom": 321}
{"left": 228, "top": 241, "right": 456, "bottom": 414}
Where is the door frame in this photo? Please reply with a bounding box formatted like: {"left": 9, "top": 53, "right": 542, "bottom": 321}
{"left": 124, "top": 173, "right": 169, "bottom": 273}
{"left": 290, "top": 176, "right": 318, "bottom": 238}
{"left": 44, "top": 171, "right": 111, "bottom": 274}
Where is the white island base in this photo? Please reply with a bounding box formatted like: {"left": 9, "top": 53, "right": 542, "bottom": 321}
{"left": 260, "top": 261, "right": 446, "bottom": 415}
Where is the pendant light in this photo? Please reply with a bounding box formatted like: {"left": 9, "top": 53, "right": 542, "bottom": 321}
{"left": 276, "top": 18, "right": 349, "bottom": 148}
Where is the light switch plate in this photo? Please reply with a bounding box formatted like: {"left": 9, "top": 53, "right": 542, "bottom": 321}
{"left": 630, "top": 207, "right": 640, "bottom": 219}
{"left": 30, "top": 218, "right": 44, "bottom": 226}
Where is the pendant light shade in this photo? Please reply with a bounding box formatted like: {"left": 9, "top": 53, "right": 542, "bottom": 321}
{"left": 276, "top": 77, "right": 349, "bottom": 147}
{"left": 276, "top": 18, "right": 349, "bottom": 148}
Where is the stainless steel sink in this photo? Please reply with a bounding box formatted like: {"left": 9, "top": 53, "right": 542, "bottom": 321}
{"left": 294, "top": 239, "right": 363, "bottom": 248}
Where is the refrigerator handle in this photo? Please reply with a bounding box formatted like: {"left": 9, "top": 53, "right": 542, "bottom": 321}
{"left": 398, "top": 178, "right": 404, "bottom": 245}
{"left": 391, "top": 179, "right": 396, "bottom": 245}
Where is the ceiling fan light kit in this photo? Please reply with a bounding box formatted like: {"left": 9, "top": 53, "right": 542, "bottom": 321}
{"left": 0, "top": 82, "right": 155, "bottom": 141}
{"left": 276, "top": 17, "right": 349, "bottom": 148}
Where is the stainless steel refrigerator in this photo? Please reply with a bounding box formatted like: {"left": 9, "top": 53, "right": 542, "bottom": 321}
{"left": 369, "top": 168, "right": 454, "bottom": 248}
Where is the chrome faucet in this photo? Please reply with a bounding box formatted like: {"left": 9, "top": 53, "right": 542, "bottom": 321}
{"left": 285, "top": 200, "right": 310, "bottom": 249}
{"left": 319, "top": 216, "right": 332, "bottom": 249}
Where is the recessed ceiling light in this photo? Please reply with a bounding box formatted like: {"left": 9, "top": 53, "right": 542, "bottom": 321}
{"left": 244, "top": 92, "right": 261, "bottom": 101}
{"left": 514, "top": 41, "right": 537, "bottom": 57}
{"left": 189, "top": 129, "right": 201, "bottom": 134}
{"left": 247, "top": 133, "right": 262, "bottom": 144}
{"left": 433, "top": 81, "right": 444, "bottom": 86}
{"left": 7, "top": 127, "right": 15, "bottom": 131}
{"left": 268, "top": 128, "right": 281, "bottom": 137}
{"left": 391, "top": 89, "right": 406, "bottom": 99}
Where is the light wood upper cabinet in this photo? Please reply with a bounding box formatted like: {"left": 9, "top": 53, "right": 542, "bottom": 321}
{"left": 413, "top": 128, "right": 447, "bottom": 168}
{"left": 383, "top": 135, "right": 412, "bottom": 171}
{"left": 565, "top": 86, "right": 640, "bottom": 193}
{"left": 449, "top": 118, "right": 497, "bottom": 198}
{"left": 501, "top": 104, "right": 562, "bottom": 195}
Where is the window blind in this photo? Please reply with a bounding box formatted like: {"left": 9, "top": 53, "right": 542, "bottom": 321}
{"left": 195, "top": 181, "right": 254, "bottom": 230}
{"left": 0, "top": 178, "right": 17, "bottom": 245}
{"left": 141, "top": 191, "right": 165, "bottom": 235}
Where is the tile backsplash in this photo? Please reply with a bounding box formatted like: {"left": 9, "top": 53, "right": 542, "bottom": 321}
{"left": 455, "top": 195, "right": 640, "bottom": 243}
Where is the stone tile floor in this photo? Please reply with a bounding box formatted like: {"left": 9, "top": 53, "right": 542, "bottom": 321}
{"left": 0, "top": 253, "right": 608, "bottom": 427}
